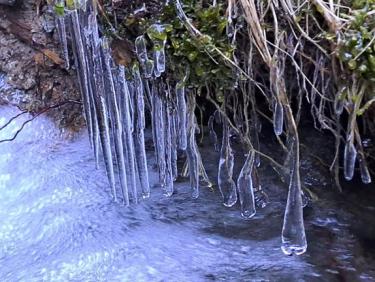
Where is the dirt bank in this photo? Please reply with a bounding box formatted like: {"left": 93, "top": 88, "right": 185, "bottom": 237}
{"left": 0, "top": 0, "right": 83, "bottom": 129}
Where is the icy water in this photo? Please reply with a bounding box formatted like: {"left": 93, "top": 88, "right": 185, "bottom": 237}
{"left": 0, "top": 105, "right": 375, "bottom": 281}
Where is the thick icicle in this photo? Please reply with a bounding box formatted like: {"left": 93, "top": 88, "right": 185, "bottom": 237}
{"left": 119, "top": 67, "right": 138, "bottom": 203}
{"left": 69, "top": 9, "right": 95, "bottom": 151}
{"left": 186, "top": 91, "right": 200, "bottom": 198}
{"left": 344, "top": 140, "right": 357, "bottom": 181}
{"left": 281, "top": 139, "right": 307, "bottom": 256}
{"left": 176, "top": 82, "right": 187, "bottom": 150}
{"left": 147, "top": 24, "right": 168, "bottom": 77}
{"left": 150, "top": 82, "right": 160, "bottom": 164}
{"left": 164, "top": 95, "right": 174, "bottom": 196}
{"left": 54, "top": 1, "right": 70, "bottom": 70}
{"left": 87, "top": 12, "right": 118, "bottom": 202}
{"left": 237, "top": 151, "right": 256, "bottom": 219}
{"left": 153, "top": 83, "right": 167, "bottom": 188}
{"left": 135, "top": 35, "right": 148, "bottom": 67}
{"left": 133, "top": 65, "right": 151, "bottom": 198}
{"left": 102, "top": 40, "right": 130, "bottom": 205}
{"left": 135, "top": 35, "right": 154, "bottom": 78}
{"left": 153, "top": 45, "right": 165, "bottom": 78}
{"left": 82, "top": 15, "right": 101, "bottom": 168}
{"left": 218, "top": 119, "right": 237, "bottom": 207}
{"left": 273, "top": 102, "right": 284, "bottom": 136}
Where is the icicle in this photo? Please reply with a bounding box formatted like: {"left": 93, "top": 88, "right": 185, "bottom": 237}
{"left": 132, "top": 65, "right": 151, "bottom": 198}
{"left": 237, "top": 151, "right": 256, "bottom": 219}
{"left": 218, "top": 119, "right": 237, "bottom": 207}
{"left": 153, "top": 83, "right": 167, "bottom": 188}
{"left": 86, "top": 12, "right": 119, "bottom": 202}
{"left": 135, "top": 35, "right": 154, "bottom": 78}
{"left": 127, "top": 81, "right": 135, "bottom": 133}
{"left": 334, "top": 86, "right": 346, "bottom": 115}
{"left": 102, "top": 40, "right": 130, "bottom": 205}
{"left": 54, "top": 1, "right": 70, "bottom": 70}
{"left": 273, "top": 102, "right": 284, "bottom": 136}
{"left": 82, "top": 16, "right": 101, "bottom": 168}
{"left": 208, "top": 114, "right": 219, "bottom": 152}
{"left": 171, "top": 109, "right": 178, "bottom": 180}
{"left": 281, "top": 139, "right": 307, "bottom": 256}
{"left": 145, "top": 60, "right": 155, "bottom": 79}
{"left": 164, "top": 95, "right": 174, "bottom": 196}
{"left": 150, "top": 82, "right": 160, "bottom": 164}
{"left": 252, "top": 168, "right": 268, "bottom": 208}
{"left": 251, "top": 107, "right": 261, "bottom": 167}
{"left": 181, "top": 159, "right": 189, "bottom": 178}
{"left": 69, "top": 9, "right": 95, "bottom": 152}
{"left": 198, "top": 157, "right": 213, "bottom": 188}
{"left": 186, "top": 91, "right": 200, "bottom": 198}
{"left": 344, "top": 140, "right": 357, "bottom": 181}
{"left": 358, "top": 153, "right": 372, "bottom": 184}
{"left": 147, "top": 24, "right": 169, "bottom": 77}
{"left": 176, "top": 81, "right": 187, "bottom": 150}
{"left": 119, "top": 67, "right": 138, "bottom": 203}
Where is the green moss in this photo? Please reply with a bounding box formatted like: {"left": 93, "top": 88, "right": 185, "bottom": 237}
{"left": 113, "top": 1, "right": 234, "bottom": 89}
{"left": 334, "top": 1, "right": 375, "bottom": 82}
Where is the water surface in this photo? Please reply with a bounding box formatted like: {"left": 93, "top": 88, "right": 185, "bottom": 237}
{"left": 0, "top": 106, "right": 374, "bottom": 281}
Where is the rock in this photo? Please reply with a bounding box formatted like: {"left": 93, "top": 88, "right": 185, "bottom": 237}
{"left": 0, "top": 0, "right": 84, "bottom": 130}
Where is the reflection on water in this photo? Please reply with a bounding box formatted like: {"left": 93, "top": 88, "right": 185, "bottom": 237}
{"left": 0, "top": 106, "right": 374, "bottom": 281}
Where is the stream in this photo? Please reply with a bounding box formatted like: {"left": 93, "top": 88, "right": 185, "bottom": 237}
{"left": 0, "top": 102, "right": 375, "bottom": 281}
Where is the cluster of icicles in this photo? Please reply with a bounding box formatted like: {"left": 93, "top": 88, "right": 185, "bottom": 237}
{"left": 334, "top": 88, "right": 372, "bottom": 185}
{"left": 53, "top": 0, "right": 307, "bottom": 255}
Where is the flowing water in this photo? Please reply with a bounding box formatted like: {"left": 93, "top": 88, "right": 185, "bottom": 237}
{"left": 0, "top": 103, "right": 375, "bottom": 281}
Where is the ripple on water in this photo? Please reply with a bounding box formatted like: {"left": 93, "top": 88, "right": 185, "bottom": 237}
{"left": 0, "top": 105, "right": 374, "bottom": 281}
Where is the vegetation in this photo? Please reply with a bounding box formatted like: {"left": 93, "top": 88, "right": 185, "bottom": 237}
{"left": 95, "top": 0, "right": 375, "bottom": 190}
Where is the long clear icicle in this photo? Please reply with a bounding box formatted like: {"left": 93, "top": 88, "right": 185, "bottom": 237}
{"left": 55, "top": 1, "right": 70, "bottom": 70}
{"left": 102, "top": 40, "right": 130, "bottom": 205}
{"left": 133, "top": 65, "right": 151, "bottom": 198}
{"left": 87, "top": 11, "right": 118, "bottom": 202}
{"left": 186, "top": 91, "right": 200, "bottom": 198}
{"left": 119, "top": 67, "right": 138, "bottom": 203}
{"left": 281, "top": 139, "right": 307, "bottom": 255}
{"left": 164, "top": 95, "right": 174, "bottom": 196}
{"left": 171, "top": 112, "right": 178, "bottom": 180}
{"left": 218, "top": 119, "right": 237, "bottom": 207}
{"left": 176, "top": 82, "right": 187, "bottom": 150}
{"left": 70, "top": 9, "right": 94, "bottom": 150}
{"left": 237, "top": 150, "right": 256, "bottom": 218}
{"left": 153, "top": 83, "right": 167, "bottom": 188}
{"left": 83, "top": 14, "right": 100, "bottom": 168}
